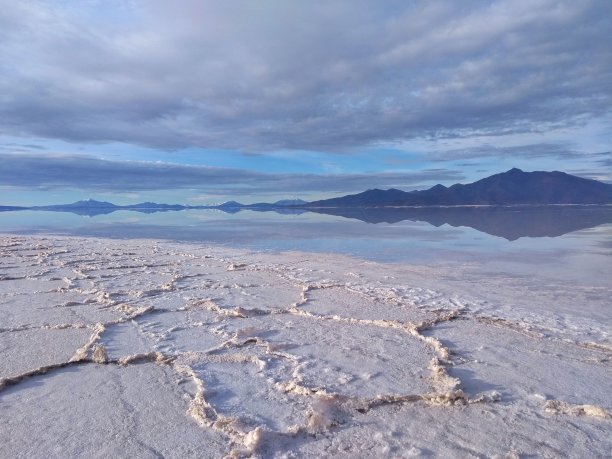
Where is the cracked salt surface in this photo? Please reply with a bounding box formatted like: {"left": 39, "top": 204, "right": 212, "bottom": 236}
{"left": 221, "top": 314, "right": 435, "bottom": 398}
{"left": 425, "top": 319, "right": 612, "bottom": 410}
{"left": 1, "top": 363, "right": 229, "bottom": 458}
{"left": 0, "top": 235, "right": 610, "bottom": 458}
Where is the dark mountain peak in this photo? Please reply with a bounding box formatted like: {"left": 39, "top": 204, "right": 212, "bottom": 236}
{"left": 125, "top": 202, "right": 185, "bottom": 211}
{"left": 30, "top": 199, "right": 119, "bottom": 216}
{"left": 273, "top": 199, "right": 308, "bottom": 206}
{"left": 131, "top": 201, "right": 158, "bottom": 207}
{"left": 217, "top": 200, "right": 244, "bottom": 208}
{"left": 307, "top": 169, "right": 612, "bottom": 207}
{"left": 0, "top": 205, "right": 27, "bottom": 212}
{"left": 65, "top": 199, "right": 117, "bottom": 207}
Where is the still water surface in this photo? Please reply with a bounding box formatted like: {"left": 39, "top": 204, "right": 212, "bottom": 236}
{"left": 1, "top": 206, "right": 610, "bottom": 286}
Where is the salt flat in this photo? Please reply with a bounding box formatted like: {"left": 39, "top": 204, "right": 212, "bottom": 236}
{"left": 0, "top": 235, "right": 610, "bottom": 458}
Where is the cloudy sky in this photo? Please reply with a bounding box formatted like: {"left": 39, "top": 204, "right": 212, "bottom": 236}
{"left": 1, "top": 0, "right": 610, "bottom": 205}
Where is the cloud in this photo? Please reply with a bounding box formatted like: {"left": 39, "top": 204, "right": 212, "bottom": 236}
{"left": 0, "top": 153, "right": 463, "bottom": 194}
{"left": 429, "top": 143, "right": 608, "bottom": 161}
{"left": 596, "top": 156, "right": 612, "bottom": 168}
{"left": 0, "top": 0, "right": 610, "bottom": 152}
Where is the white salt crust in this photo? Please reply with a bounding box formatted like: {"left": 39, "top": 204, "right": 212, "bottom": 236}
{"left": 0, "top": 235, "right": 610, "bottom": 458}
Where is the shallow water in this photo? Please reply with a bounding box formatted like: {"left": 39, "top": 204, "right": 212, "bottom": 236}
{"left": 1, "top": 206, "right": 610, "bottom": 286}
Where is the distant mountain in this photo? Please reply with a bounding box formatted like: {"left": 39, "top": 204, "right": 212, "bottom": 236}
{"left": 272, "top": 199, "right": 308, "bottom": 206}
{"left": 29, "top": 199, "right": 185, "bottom": 217}
{"left": 306, "top": 169, "right": 612, "bottom": 207}
{"left": 34, "top": 199, "right": 118, "bottom": 210}
{"left": 211, "top": 201, "right": 245, "bottom": 214}
{"left": 0, "top": 205, "right": 27, "bottom": 212}
{"left": 31, "top": 199, "right": 119, "bottom": 216}
{"left": 2, "top": 198, "right": 310, "bottom": 217}
{"left": 216, "top": 200, "right": 244, "bottom": 208}
{"left": 210, "top": 199, "right": 309, "bottom": 215}
{"left": 215, "top": 198, "right": 308, "bottom": 209}
{"left": 123, "top": 202, "right": 186, "bottom": 214}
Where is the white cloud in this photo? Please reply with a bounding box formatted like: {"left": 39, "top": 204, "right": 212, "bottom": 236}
{"left": 0, "top": 0, "right": 609, "bottom": 152}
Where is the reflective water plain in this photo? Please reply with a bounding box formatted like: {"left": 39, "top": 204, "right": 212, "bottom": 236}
{"left": 1, "top": 206, "right": 610, "bottom": 286}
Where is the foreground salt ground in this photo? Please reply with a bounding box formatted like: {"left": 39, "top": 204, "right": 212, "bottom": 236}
{"left": 0, "top": 236, "right": 610, "bottom": 458}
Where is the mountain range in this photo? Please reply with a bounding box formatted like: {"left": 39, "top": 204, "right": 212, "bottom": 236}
{"left": 2, "top": 169, "right": 611, "bottom": 217}
{"left": 26, "top": 199, "right": 186, "bottom": 217}
{"left": 11, "top": 198, "right": 309, "bottom": 217}
{"left": 1, "top": 169, "right": 611, "bottom": 240}
{"left": 306, "top": 168, "right": 612, "bottom": 207}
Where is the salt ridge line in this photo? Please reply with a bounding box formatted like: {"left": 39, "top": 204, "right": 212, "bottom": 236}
{"left": 147, "top": 274, "right": 475, "bottom": 453}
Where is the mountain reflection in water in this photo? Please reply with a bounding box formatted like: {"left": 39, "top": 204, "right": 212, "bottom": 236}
{"left": 307, "top": 205, "right": 612, "bottom": 241}
{"left": 1, "top": 205, "right": 610, "bottom": 241}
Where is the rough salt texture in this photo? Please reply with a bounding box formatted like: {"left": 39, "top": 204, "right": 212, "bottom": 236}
{"left": 0, "top": 235, "right": 610, "bottom": 458}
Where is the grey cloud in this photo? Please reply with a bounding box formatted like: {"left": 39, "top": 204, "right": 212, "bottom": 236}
{"left": 0, "top": 143, "right": 47, "bottom": 150}
{"left": 566, "top": 168, "right": 612, "bottom": 183}
{"left": 596, "top": 156, "right": 612, "bottom": 167}
{"left": 430, "top": 143, "right": 608, "bottom": 161}
{"left": 0, "top": 153, "right": 463, "bottom": 194}
{"left": 0, "top": 1, "right": 610, "bottom": 151}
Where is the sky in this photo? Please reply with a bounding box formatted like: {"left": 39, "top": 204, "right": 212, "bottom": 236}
{"left": 0, "top": 0, "right": 610, "bottom": 205}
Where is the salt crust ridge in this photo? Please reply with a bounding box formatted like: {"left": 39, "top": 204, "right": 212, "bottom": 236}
{"left": 0, "top": 235, "right": 610, "bottom": 458}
